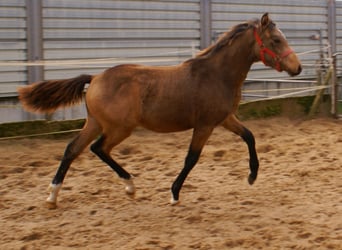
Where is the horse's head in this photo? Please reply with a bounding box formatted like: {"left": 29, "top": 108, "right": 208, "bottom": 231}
{"left": 254, "top": 13, "right": 302, "bottom": 76}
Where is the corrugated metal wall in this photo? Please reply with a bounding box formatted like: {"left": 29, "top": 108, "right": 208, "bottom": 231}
{"left": 42, "top": 0, "right": 201, "bottom": 79}
{"left": 0, "top": 0, "right": 341, "bottom": 123}
{"left": 337, "top": 1, "right": 342, "bottom": 48}
{"left": 0, "top": 0, "right": 27, "bottom": 97}
{"left": 336, "top": 1, "right": 342, "bottom": 115}
{"left": 336, "top": 1, "right": 342, "bottom": 73}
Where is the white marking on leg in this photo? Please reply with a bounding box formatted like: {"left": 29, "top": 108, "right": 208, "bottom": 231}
{"left": 122, "top": 178, "right": 135, "bottom": 195}
{"left": 46, "top": 183, "right": 62, "bottom": 204}
{"left": 170, "top": 194, "right": 179, "bottom": 205}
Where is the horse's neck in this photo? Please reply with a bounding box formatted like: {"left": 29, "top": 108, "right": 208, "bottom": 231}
{"left": 213, "top": 30, "right": 256, "bottom": 83}
{"left": 188, "top": 29, "right": 256, "bottom": 90}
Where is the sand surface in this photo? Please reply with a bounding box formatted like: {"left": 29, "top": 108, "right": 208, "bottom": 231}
{"left": 1, "top": 117, "right": 341, "bottom": 249}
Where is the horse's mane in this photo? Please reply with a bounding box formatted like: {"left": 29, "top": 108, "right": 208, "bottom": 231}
{"left": 195, "top": 19, "right": 260, "bottom": 58}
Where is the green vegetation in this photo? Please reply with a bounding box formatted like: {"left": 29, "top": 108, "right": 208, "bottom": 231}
{"left": 296, "top": 96, "right": 314, "bottom": 114}
{"left": 0, "top": 119, "right": 85, "bottom": 139}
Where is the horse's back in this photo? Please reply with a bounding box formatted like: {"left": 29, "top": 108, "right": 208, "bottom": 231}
{"left": 85, "top": 63, "right": 196, "bottom": 132}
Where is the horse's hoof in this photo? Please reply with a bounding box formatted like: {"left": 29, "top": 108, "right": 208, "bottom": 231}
{"left": 46, "top": 183, "right": 62, "bottom": 206}
{"left": 122, "top": 178, "right": 135, "bottom": 195}
{"left": 125, "top": 186, "right": 136, "bottom": 195}
{"left": 170, "top": 199, "right": 179, "bottom": 206}
{"left": 170, "top": 195, "right": 180, "bottom": 205}
{"left": 248, "top": 174, "right": 256, "bottom": 185}
{"left": 46, "top": 200, "right": 57, "bottom": 209}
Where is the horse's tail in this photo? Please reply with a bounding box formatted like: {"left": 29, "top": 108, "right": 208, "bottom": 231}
{"left": 18, "top": 74, "right": 92, "bottom": 113}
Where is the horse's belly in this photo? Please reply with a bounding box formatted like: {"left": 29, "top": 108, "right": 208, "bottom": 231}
{"left": 140, "top": 106, "right": 194, "bottom": 133}
{"left": 140, "top": 117, "right": 193, "bottom": 133}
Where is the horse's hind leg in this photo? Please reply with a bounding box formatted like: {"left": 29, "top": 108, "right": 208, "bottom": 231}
{"left": 46, "top": 117, "right": 101, "bottom": 207}
{"left": 90, "top": 129, "right": 135, "bottom": 195}
{"left": 222, "top": 115, "right": 259, "bottom": 185}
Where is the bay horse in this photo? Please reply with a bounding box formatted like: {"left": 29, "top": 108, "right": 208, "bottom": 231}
{"left": 18, "top": 13, "right": 301, "bottom": 207}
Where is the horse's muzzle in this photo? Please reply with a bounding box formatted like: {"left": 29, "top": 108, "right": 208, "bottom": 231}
{"left": 289, "top": 64, "right": 302, "bottom": 77}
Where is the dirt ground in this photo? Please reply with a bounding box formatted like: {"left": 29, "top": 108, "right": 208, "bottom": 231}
{"left": 0, "top": 117, "right": 341, "bottom": 249}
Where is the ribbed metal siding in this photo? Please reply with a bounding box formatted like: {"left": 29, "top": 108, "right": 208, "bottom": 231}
{"left": 336, "top": 1, "right": 342, "bottom": 117}
{"left": 42, "top": 0, "right": 201, "bottom": 79}
{"left": 336, "top": 1, "right": 342, "bottom": 74}
{"left": 211, "top": 0, "right": 328, "bottom": 79}
{"left": 0, "top": 0, "right": 27, "bottom": 97}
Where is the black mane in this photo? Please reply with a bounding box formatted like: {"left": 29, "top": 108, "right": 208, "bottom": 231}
{"left": 195, "top": 19, "right": 260, "bottom": 58}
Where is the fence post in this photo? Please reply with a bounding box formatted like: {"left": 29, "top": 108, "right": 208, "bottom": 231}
{"left": 332, "top": 53, "right": 342, "bottom": 118}
{"left": 26, "top": 0, "right": 44, "bottom": 84}
{"left": 327, "top": 0, "right": 336, "bottom": 54}
{"left": 200, "top": 0, "right": 212, "bottom": 50}
{"left": 309, "top": 66, "right": 333, "bottom": 118}
{"left": 331, "top": 54, "right": 337, "bottom": 117}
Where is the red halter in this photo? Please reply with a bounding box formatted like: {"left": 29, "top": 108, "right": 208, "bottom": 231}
{"left": 253, "top": 28, "right": 293, "bottom": 72}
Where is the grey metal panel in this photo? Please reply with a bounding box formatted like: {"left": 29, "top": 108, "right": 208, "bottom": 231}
{"left": 0, "top": 50, "right": 26, "bottom": 61}
{"left": 0, "top": 0, "right": 27, "bottom": 99}
{"left": 0, "top": 7, "right": 26, "bottom": 17}
{"left": 212, "top": 4, "right": 327, "bottom": 15}
{"left": 50, "top": 103, "right": 87, "bottom": 121}
{"left": 44, "top": 40, "right": 200, "bottom": 50}
{"left": 212, "top": 12, "right": 325, "bottom": 21}
{"left": 43, "top": 9, "right": 200, "bottom": 20}
{"left": 44, "top": 19, "right": 200, "bottom": 29}
{"left": 336, "top": 1, "right": 342, "bottom": 75}
{"left": 42, "top": 0, "right": 201, "bottom": 84}
{"left": 212, "top": 0, "right": 327, "bottom": 7}
{"left": 0, "top": 0, "right": 26, "bottom": 7}
{"left": 44, "top": 29, "right": 200, "bottom": 40}
{"left": 0, "top": 71, "right": 26, "bottom": 83}
{"left": 43, "top": 0, "right": 200, "bottom": 10}
{"left": 0, "top": 18, "right": 26, "bottom": 28}
{"left": 0, "top": 29, "right": 26, "bottom": 39}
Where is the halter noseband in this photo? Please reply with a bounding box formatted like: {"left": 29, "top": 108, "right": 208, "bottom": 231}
{"left": 253, "top": 28, "right": 293, "bottom": 72}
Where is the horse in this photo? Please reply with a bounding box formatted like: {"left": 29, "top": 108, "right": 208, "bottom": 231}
{"left": 18, "top": 13, "right": 302, "bottom": 207}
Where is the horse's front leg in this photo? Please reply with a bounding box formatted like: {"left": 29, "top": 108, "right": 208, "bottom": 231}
{"left": 171, "top": 127, "right": 213, "bottom": 205}
{"left": 222, "top": 115, "right": 259, "bottom": 185}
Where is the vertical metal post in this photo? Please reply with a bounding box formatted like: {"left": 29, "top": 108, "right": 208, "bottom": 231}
{"left": 26, "top": 0, "right": 44, "bottom": 84}
{"left": 200, "top": 0, "right": 212, "bottom": 50}
{"left": 327, "top": 0, "right": 336, "bottom": 55}
{"left": 327, "top": 0, "right": 337, "bottom": 117}
{"left": 331, "top": 54, "right": 337, "bottom": 117}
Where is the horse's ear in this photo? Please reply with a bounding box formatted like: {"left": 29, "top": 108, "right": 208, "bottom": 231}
{"left": 261, "top": 13, "right": 270, "bottom": 29}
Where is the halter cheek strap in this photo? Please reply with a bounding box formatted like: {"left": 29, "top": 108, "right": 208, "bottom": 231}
{"left": 254, "top": 28, "right": 293, "bottom": 72}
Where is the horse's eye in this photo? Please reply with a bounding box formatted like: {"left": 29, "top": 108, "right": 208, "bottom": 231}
{"left": 273, "top": 38, "right": 281, "bottom": 44}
